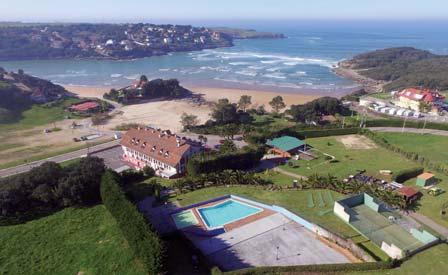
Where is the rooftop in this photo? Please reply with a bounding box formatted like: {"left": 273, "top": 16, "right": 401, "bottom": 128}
{"left": 398, "top": 186, "right": 420, "bottom": 198}
{"left": 418, "top": 172, "right": 435, "bottom": 180}
{"left": 266, "top": 136, "right": 305, "bottom": 152}
{"left": 70, "top": 101, "right": 99, "bottom": 111}
{"left": 120, "top": 127, "right": 194, "bottom": 167}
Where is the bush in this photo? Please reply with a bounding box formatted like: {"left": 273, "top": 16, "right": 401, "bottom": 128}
{"left": 187, "top": 147, "right": 264, "bottom": 177}
{"left": 100, "top": 171, "right": 163, "bottom": 274}
{"left": 394, "top": 167, "right": 424, "bottom": 183}
{"left": 0, "top": 157, "right": 105, "bottom": 225}
{"left": 226, "top": 260, "right": 397, "bottom": 274}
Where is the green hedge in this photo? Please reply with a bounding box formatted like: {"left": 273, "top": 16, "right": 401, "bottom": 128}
{"left": 187, "top": 148, "right": 264, "bottom": 177}
{"left": 366, "top": 119, "right": 448, "bottom": 131}
{"left": 222, "top": 260, "right": 397, "bottom": 274}
{"left": 246, "top": 127, "right": 361, "bottom": 145}
{"left": 394, "top": 167, "right": 425, "bottom": 183}
{"left": 100, "top": 171, "right": 163, "bottom": 274}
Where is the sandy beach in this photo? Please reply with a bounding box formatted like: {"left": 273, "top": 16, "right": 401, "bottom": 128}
{"left": 64, "top": 84, "right": 322, "bottom": 132}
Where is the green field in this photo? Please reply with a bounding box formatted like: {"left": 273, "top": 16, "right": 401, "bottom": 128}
{"left": 377, "top": 132, "right": 448, "bottom": 165}
{"left": 0, "top": 206, "right": 145, "bottom": 275}
{"left": 349, "top": 244, "right": 448, "bottom": 275}
{"left": 279, "top": 136, "right": 417, "bottom": 179}
{"left": 0, "top": 97, "right": 83, "bottom": 131}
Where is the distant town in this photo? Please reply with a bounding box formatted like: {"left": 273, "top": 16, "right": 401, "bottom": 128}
{"left": 0, "top": 23, "right": 284, "bottom": 60}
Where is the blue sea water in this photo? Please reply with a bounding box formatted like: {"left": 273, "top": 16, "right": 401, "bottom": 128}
{"left": 1, "top": 21, "right": 448, "bottom": 94}
{"left": 198, "top": 199, "right": 262, "bottom": 228}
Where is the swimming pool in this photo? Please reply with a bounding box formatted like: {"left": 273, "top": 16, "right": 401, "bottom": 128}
{"left": 198, "top": 199, "right": 262, "bottom": 229}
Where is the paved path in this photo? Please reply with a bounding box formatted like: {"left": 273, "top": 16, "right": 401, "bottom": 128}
{"left": 274, "top": 167, "right": 308, "bottom": 180}
{"left": 369, "top": 127, "right": 448, "bottom": 136}
{"left": 405, "top": 211, "right": 448, "bottom": 239}
{"left": 0, "top": 140, "right": 120, "bottom": 178}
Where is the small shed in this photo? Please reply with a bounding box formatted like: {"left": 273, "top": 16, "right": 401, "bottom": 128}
{"left": 398, "top": 186, "right": 420, "bottom": 203}
{"left": 416, "top": 173, "right": 436, "bottom": 187}
{"left": 266, "top": 136, "right": 307, "bottom": 158}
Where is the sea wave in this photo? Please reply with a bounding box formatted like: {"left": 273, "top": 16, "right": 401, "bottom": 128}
{"left": 263, "top": 73, "right": 287, "bottom": 79}
{"left": 110, "top": 73, "right": 122, "bottom": 78}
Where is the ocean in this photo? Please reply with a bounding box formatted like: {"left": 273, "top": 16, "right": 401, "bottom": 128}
{"left": 1, "top": 21, "right": 448, "bottom": 94}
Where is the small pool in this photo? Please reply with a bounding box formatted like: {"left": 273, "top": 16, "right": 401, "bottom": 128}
{"left": 172, "top": 210, "right": 199, "bottom": 229}
{"left": 198, "top": 199, "right": 262, "bottom": 229}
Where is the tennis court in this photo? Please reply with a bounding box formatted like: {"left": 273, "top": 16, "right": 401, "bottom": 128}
{"left": 350, "top": 204, "right": 423, "bottom": 251}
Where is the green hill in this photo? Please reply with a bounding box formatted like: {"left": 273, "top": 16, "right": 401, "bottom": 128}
{"left": 0, "top": 67, "right": 68, "bottom": 123}
{"left": 341, "top": 47, "right": 448, "bottom": 91}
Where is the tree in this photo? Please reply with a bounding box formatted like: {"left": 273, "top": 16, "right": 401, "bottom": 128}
{"left": 180, "top": 113, "right": 199, "bottom": 131}
{"left": 140, "top": 75, "right": 148, "bottom": 83}
{"left": 143, "top": 166, "right": 155, "bottom": 178}
{"left": 269, "top": 96, "right": 286, "bottom": 113}
{"left": 198, "top": 135, "right": 208, "bottom": 145}
{"left": 238, "top": 95, "right": 252, "bottom": 112}
{"left": 219, "top": 123, "right": 240, "bottom": 140}
{"left": 219, "top": 140, "right": 237, "bottom": 154}
{"left": 211, "top": 98, "right": 239, "bottom": 125}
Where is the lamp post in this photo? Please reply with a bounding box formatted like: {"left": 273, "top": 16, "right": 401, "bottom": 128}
{"left": 276, "top": 246, "right": 280, "bottom": 261}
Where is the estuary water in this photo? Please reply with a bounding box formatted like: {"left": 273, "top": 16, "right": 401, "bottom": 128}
{"left": 1, "top": 21, "right": 448, "bottom": 95}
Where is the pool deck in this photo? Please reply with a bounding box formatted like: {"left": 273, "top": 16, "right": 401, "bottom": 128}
{"left": 181, "top": 198, "right": 276, "bottom": 233}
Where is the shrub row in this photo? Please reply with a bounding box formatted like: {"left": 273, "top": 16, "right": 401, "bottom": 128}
{"left": 187, "top": 148, "right": 264, "bottom": 177}
{"left": 222, "top": 260, "right": 397, "bottom": 275}
{"left": 245, "top": 127, "right": 361, "bottom": 145}
{"left": 362, "top": 130, "right": 448, "bottom": 175}
{"left": 366, "top": 119, "right": 448, "bottom": 131}
{"left": 100, "top": 171, "right": 163, "bottom": 274}
{"left": 393, "top": 167, "right": 425, "bottom": 183}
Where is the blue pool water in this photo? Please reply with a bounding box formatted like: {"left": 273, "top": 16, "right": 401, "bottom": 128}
{"left": 198, "top": 199, "right": 262, "bottom": 228}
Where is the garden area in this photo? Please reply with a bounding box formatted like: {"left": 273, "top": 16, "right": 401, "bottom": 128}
{"left": 278, "top": 135, "right": 418, "bottom": 179}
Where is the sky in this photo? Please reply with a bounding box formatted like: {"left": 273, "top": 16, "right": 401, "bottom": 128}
{"left": 1, "top": 0, "right": 448, "bottom": 23}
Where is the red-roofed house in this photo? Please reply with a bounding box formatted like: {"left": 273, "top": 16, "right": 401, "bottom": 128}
{"left": 395, "top": 88, "right": 445, "bottom": 112}
{"left": 69, "top": 101, "right": 100, "bottom": 114}
{"left": 397, "top": 186, "right": 421, "bottom": 203}
{"left": 120, "top": 127, "right": 202, "bottom": 178}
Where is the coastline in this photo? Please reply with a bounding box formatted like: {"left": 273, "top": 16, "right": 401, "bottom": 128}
{"left": 333, "top": 63, "right": 386, "bottom": 93}
{"left": 63, "top": 84, "right": 322, "bottom": 107}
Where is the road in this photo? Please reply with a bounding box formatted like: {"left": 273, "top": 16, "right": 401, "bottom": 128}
{"left": 0, "top": 140, "right": 120, "bottom": 178}
{"left": 402, "top": 211, "right": 448, "bottom": 239}
{"left": 369, "top": 127, "right": 448, "bottom": 136}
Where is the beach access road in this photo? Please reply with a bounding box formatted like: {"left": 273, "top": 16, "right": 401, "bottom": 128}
{"left": 0, "top": 140, "right": 120, "bottom": 178}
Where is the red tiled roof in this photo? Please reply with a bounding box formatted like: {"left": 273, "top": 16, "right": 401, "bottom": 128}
{"left": 70, "top": 101, "right": 99, "bottom": 111}
{"left": 398, "top": 186, "right": 420, "bottom": 198}
{"left": 120, "top": 128, "right": 193, "bottom": 167}
{"left": 397, "top": 88, "right": 445, "bottom": 103}
{"left": 417, "top": 173, "right": 435, "bottom": 180}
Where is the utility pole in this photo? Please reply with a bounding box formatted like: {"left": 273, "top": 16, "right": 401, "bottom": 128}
{"left": 401, "top": 116, "right": 408, "bottom": 133}
{"left": 422, "top": 117, "right": 427, "bottom": 132}
{"left": 342, "top": 117, "right": 345, "bottom": 129}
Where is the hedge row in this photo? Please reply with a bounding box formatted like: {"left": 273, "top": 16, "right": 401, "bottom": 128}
{"left": 187, "top": 148, "right": 264, "bottom": 177}
{"left": 362, "top": 130, "right": 448, "bottom": 175}
{"left": 221, "top": 260, "right": 397, "bottom": 275}
{"left": 245, "top": 127, "right": 361, "bottom": 144}
{"left": 366, "top": 119, "right": 448, "bottom": 131}
{"left": 100, "top": 171, "right": 163, "bottom": 274}
{"left": 394, "top": 167, "right": 425, "bottom": 183}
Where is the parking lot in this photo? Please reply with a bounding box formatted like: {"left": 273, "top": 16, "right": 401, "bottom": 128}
{"left": 90, "top": 145, "right": 130, "bottom": 172}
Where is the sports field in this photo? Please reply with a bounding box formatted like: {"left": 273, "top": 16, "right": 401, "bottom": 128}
{"left": 350, "top": 204, "right": 423, "bottom": 252}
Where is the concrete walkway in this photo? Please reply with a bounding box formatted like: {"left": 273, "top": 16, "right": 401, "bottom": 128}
{"left": 274, "top": 167, "right": 308, "bottom": 180}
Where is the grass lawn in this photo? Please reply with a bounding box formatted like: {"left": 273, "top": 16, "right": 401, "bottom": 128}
{"left": 0, "top": 205, "right": 145, "bottom": 275}
{"left": 348, "top": 244, "right": 448, "bottom": 275}
{"left": 0, "top": 97, "right": 83, "bottom": 132}
{"left": 278, "top": 136, "right": 418, "bottom": 179}
{"left": 251, "top": 113, "right": 295, "bottom": 131}
{"left": 377, "top": 132, "right": 448, "bottom": 165}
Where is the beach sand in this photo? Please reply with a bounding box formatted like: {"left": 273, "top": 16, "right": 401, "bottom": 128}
{"left": 64, "top": 84, "right": 322, "bottom": 132}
